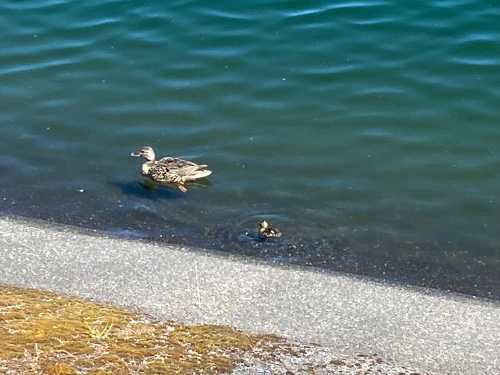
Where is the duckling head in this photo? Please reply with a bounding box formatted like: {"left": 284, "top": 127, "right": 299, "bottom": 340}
{"left": 259, "top": 220, "right": 269, "bottom": 232}
{"left": 130, "top": 146, "right": 156, "bottom": 162}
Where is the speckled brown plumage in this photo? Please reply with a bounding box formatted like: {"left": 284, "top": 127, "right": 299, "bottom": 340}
{"left": 258, "top": 220, "right": 282, "bottom": 239}
{"left": 131, "top": 146, "right": 212, "bottom": 192}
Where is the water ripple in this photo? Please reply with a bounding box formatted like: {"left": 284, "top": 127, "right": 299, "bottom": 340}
{"left": 285, "top": 1, "right": 389, "bottom": 18}
{"left": 195, "top": 7, "right": 254, "bottom": 21}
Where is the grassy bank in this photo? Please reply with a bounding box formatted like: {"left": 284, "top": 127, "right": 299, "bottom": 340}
{"left": 0, "top": 285, "right": 287, "bottom": 374}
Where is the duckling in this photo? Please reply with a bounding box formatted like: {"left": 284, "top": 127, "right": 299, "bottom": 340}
{"left": 130, "top": 146, "right": 212, "bottom": 192}
{"left": 258, "top": 220, "right": 282, "bottom": 239}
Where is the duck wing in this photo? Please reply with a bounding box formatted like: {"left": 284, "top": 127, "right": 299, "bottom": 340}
{"left": 156, "top": 156, "right": 211, "bottom": 182}
{"left": 157, "top": 157, "right": 208, "bottom": 170}
{"left": 148, "top": 163, "right": 176, "bottom": 183}
{"left": 175, "top": 165, "right": 212, "bottom": 181}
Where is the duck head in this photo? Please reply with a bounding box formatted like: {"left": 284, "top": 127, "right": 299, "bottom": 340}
{"left": 130, "top": 146, "right": 156, "bottom": 162}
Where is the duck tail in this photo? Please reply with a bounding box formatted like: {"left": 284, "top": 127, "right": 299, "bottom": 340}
{"left": 184, "top": 170, "right": 212, "bottom": 181}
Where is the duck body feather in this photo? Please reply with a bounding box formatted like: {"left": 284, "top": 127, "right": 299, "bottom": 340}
{"left": 145, "top": 160, "right": 212, "bottom": 192}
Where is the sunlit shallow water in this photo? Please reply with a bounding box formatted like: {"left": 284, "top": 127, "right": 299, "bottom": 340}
{"left": 1, "top": 0, "right": 499, "bottom": 298}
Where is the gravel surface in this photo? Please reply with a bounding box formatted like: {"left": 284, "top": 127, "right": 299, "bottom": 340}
{"left": 233, "top": 341, "right": 434, "bottom": 374}
{"left": 0, "top": 216, "right": 499, "bottom": 374}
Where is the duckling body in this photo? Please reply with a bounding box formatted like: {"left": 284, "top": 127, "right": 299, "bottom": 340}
{"left": 258, "top": 220, "right": 282, "bottom": 239}
{"left": 131, "top": 146, "right": 212, "bottom": 192}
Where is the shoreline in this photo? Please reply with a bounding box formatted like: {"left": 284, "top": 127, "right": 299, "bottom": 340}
{"left": 3, "top": 210, "right": 499, "bottom": 302}
{"left": 0, "top": 216, "right": 499, "bottom": 374}
{"left": 3, "top": 213, "right": 499, "bottom": 306}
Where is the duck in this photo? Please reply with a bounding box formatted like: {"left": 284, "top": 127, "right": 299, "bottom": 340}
{"left": 130, "top": 146, "right": 212, "bottom": 192}
{"left": 258, "top": 220, "right": 282, "bottom": 239}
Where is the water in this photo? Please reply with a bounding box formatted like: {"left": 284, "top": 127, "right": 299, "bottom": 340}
{"left": 1, "top": 0, "right": 499, "bottom": 298}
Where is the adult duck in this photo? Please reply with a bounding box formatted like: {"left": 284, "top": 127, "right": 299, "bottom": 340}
{"left": 130, "top": 146, "right": 212, "bottom": 192}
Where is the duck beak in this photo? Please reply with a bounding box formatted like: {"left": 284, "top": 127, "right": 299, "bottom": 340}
{"left": 130, "top": 151, "right": 141, "bottom": 157}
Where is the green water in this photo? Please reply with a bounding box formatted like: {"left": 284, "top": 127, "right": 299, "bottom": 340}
{"left": 1, "top": 0, "right": 499, "bottom": 298}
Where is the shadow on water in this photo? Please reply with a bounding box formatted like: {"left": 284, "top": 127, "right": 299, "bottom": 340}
{"left": 111, "top": 178, "right": 213, "bottom": 200}
{"left": 111, "top": 180, "right": 184, "bottom": 200}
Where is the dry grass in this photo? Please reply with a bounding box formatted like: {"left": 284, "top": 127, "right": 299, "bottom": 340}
{"left": 0, "top": 285, "right": 284, "bottom": 374}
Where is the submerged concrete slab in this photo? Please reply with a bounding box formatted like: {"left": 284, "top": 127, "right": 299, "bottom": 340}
{"left": 0, "top": 216, "right": 498, "bottom": 374}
